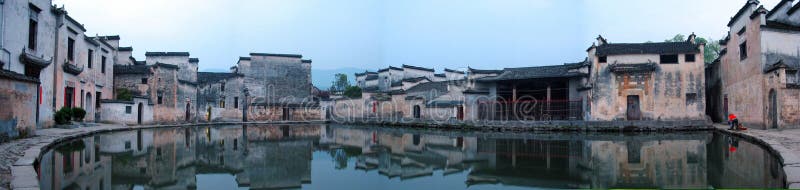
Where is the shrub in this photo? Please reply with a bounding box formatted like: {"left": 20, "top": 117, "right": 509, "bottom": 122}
{"left": 55, "top": 107, "right": 72, "bottom": 125}
{"left": 343, "top": 86, "right": 362, "bottom": 98}
{"left": 116, "top": 88, "right": 133, "bottom": 101}
{"left": 72, "top": 107, "right": 86, "bottom": 121}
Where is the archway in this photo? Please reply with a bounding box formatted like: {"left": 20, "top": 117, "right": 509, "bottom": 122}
{"left": 768, "top": 89, "right": 778, "bottom": 129}
{"left": 137, "top": 103, "right": 143, "bottom": 125}
{"left": 413, "top": 105, "right": 421, "bottom": 119}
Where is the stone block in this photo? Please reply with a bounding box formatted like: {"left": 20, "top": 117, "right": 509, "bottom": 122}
{"left": 10, "top": 166, "right": 39, "bottom": 189}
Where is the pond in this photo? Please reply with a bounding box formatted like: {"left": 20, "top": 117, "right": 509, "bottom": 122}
{"left": 36, "top": 124, "right": 785, "bottom": 189}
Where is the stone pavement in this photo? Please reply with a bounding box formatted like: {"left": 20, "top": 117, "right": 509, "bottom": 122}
{"left": 713, "top": 124, "right": 800, "bottom": 188}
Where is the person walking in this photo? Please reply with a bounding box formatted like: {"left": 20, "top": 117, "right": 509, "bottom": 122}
{"left": 728, "top": 114, "right": 739, "bottom": 130}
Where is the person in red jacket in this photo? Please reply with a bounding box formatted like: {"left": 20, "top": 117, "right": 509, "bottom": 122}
{"left": 728, "top": 114, "right": 739, "bottom": 130}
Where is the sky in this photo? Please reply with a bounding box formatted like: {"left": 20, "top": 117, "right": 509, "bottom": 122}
{"left": 52, "top": 0, "right": 780, "bottom": 86}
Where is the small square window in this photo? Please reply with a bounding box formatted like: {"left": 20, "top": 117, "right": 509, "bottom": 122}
{"left": 598, "top": 56, "right": 607, "bottom": 63}
{"left": 125, "top": 141, "right": 131, "bottom": 149}
{"left": 157, "top": 96, "right": 163, "bottom": 104}
{"left": 141, "top": 78, "right": 147, "bottom": 84}
{"left": 686, "top": 93, "right": 698, "bottom": 105}
{"left": 125, "top": 106, "right": 132, "bottom": 114}
{"left": 739, "top": 42, "right": 748, "bottom": 60}
{"left": 685, "top": 54, "right": 695, "bottom": 62}
{"left": 660, "top": 54, "right": 678, "bottom": 64}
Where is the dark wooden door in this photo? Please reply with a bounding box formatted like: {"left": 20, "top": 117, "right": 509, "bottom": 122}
{"left": 413, "top": 105, "right": 421, "bottom": 119}
{"left": 769, "top": 89, "right": 778, "bottom": 129}
{"left": 626, "top": 95, "right": 641, "bottom": 120}
{"left": 457, "top": 106, "right": 464, "bottom": 120}
{"left": 137, "top": 103, "right": 143, "bottom": 124}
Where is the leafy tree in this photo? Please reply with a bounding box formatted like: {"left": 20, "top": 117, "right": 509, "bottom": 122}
{"left": 665, "top": 34, "right": 720, "bottom": 64}
{"left": 329, "top": 73, "right": 350, "bottom": 94}
{"left": 664, "top": 34, "right": 686, "bottom": 42}
{"left": 343, "top": 86, "right": 362, "bottom": 98}
{"left": 116, "top": 88, "right": 133, "bottom": 101}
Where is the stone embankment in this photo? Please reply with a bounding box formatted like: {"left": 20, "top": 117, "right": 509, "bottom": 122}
{"left": 713, "top": 124, "right": 800, "bottom": 188}
{"left": 1, "top": 121, "right": 324, "bottom": 190}
{"left": 332, "top": 117, "right": 713, "bottom": 132}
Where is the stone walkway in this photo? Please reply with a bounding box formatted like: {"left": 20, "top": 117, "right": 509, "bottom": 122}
{"left": 713, "top": 124, "right": 800, "bottom": 188}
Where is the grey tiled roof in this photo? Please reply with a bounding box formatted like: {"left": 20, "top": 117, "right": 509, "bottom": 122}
{"left": 0, "top": 69, "right": 39, "bottom": 83}
{"left": 478, "top": 62, "right": 587, "bottom": 81}
{"left": 595, "top": 42, "right": 700, "bottom": 56}
{"left": 444, "top": 68, "right": 464, "bottom": 73}
{"left": 426, "top": 100, "right": 463, "bottom": 108}
{"left": 402, "top": 77, "right": 429, "bottom": 83}
{"left": 118, "top": 47, "right": 133, "bottom": 51}
{"left": 764, "top": 53, "right": 800, "bottom": 73}
{"left": 301, "top": 59, "right": 312, "bottom": 63}
{"left": 365, "top": 75, "right": 379, "bottom": 80}
{"left": 189, "top": 58, "right": 199, "bottom": 63}
{"left": 763, "top": 21, "right": 800, "bottom": 32}
{"left": 114, "top": 65, "right": 150, "bottom": 75}
{"left": 145, "top": 52, "right": 190, "bottom": 57}
{"left": 249, "top": 53, "right": 302, "bottom": 58}
{"left": 608, "top": 62, "right": 658, "bottom": 73}
{"left": 405, "top": 81, "right": 448, "bottom": 94}
{"left": 154, "top": 62, "right": 179, "bottom": 70}
{"left": 402, "top": 64, "right": 434, "bottom": 72}
{"left": 434, "top": 73, "right": 445, "bottom": 78}
{"left": 468, "top": 67, "right": 503, "bottom": 74}
{"left": 198, "top": 72, "right": 242, "bottom": 84}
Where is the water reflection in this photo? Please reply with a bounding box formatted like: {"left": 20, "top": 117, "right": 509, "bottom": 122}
{"left": 36, "top": 125, "right": 785, "bottom": 189}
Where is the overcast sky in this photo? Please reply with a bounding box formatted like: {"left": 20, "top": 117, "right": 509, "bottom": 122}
{"left": 53, "top": 0, "right": 779, "bottom": 72}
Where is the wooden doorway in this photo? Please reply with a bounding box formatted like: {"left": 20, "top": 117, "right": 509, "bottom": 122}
{"left": 626, "top": 95, "right": 641, "bottom": 120}
{"left": 769, "top": 89, "right": 778, "bottom": 129}
{"left": 456, "top": 106, "right": 464, "bottom": 120}
{"left": 413, "top": 105, "right": 421, "bottom": 119}
{"left": 137, "top": 103, "right": 143, "bottom": 124}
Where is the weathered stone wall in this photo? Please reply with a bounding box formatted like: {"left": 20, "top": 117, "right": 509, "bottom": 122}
{"left": 114, "top": 73, "right": 151, "bottom": 96}
{"left": 150, "top": 66, "right": 180, "bottom": 123}
{"left": 241, "top": 55, "right": 311, "bottom": 104}
{"left": 0, "top": 77, "right": 38, "bottom": 139}
{"left": 588, "top": 47, "right": 705, "bottom": 121}
{"left": 248, "top": 106, "right": 321, "bottom": 121}
{"left": 178, "top": 83, "right": 197, "bottom": 121}
{"left": 98, "top": 98, "right": 153, "bottom": 125}
{"left": 198, "top": 76, "right": 244, "bottom": 122}
{"left": 720, "top": 8, "right": 767, "bottom": 128}
{"left": 2, "top": 0, "right": 58, "bottom": 127}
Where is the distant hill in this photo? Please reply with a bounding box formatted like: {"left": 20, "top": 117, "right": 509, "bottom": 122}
{"left": 199, "top": 67, "right": 366, "bottom": 90}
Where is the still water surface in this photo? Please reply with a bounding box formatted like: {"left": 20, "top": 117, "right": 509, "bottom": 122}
{"left": 36, "top": 124, "right": 785, "bottom": 189}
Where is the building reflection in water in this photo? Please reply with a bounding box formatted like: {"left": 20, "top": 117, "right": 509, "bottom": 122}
{"left": 36, "top": 125, "right": 785, "bottom": 189}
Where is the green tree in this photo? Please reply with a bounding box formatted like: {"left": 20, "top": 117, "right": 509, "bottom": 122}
{"left": 665, "top": 34, "right": 720, "bottom": 64}
{"left": 116, "top": 88, "right": 133, "bottom": 101}
{"left": 343, "top": 86, "right": 362, "bottom": 98}
{"left": 664, "top": 34, "right": 686, "bottom": 42}
{"left": 329, "top": 73, "right": 350, "bottom": 94}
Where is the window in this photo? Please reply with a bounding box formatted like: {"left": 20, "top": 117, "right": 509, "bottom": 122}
{"left": 28, "top": 5, "right": 39, "bottom": 50}
{"left": 737, "top": 27, "right": 746, "bottom": 35}
{"left": 788, "top": 70, "right": 798, "bottom": 85}
{"left": 124, "top": 141, "right": 131, "bottom": 149}
{"left": 685, "top": 54, "right": 695, "bottom": 62}
{"left": 141, "top": 78, "right": 147, "bottom": 84}
{"left": 125, "top": 106, "right": 132, "bottom": 114}
{"left": 87, "top": 50, "right": 93, "bottom": 68}
{"left": 659, "top": 54, "right": 678, "bottom": 64}
{"left": 220, "top": 83, "right": 225, "bottom": 92}
{"left": 67, "top": 38, "right": 75, "bottom": 61}
{"left": 28, "top": 19, "right": 37, "bottom": 50}
{"left": 598, "top": 56, "right": 607, "bottom": 63}
{"left": 686, "top": 93, "right": 698, "bottom": 105}
{"left": 739, "top": 42, "right": 748, "bottom": 60}
{"left": 101, "top": 56, "right": 106, "bottom": 74}
{"left": 234, "top": 97, "right": 239, "bottom": 109}
{"left": 220, "top": 99, "right": 225, "bottom": 108}
{"left": 157, "top": 95, "right": 163, "bottom": 104}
